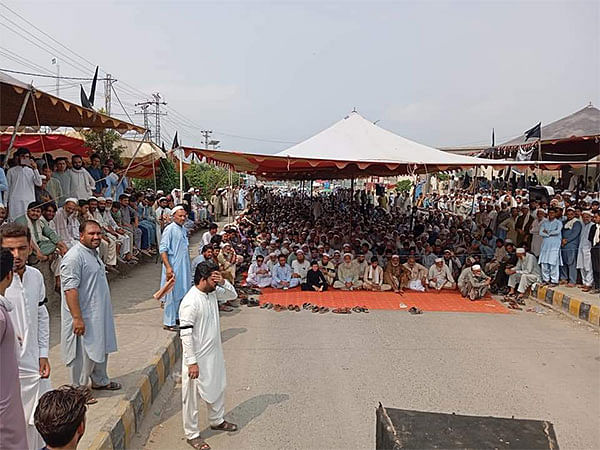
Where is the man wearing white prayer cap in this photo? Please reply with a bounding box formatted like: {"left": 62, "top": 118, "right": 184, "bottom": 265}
{"left": 428, "top": 257, "right": 456, "bottom": 291}
{"left": 334, "top": 252, "right": 362, "bottom": 290}
{"left": 577, "top": 210, "right": 595, "bottom": 291}
{"left": 52, "top": 198, "right": 80, "bottom": 248}
{"left": 457, "top": 264, "right": 491, "bottom": 300}
{"left": 158, "top": 206, "right": 192, "bottom": 331}
{"left": 506, "top": 247, "right": 541, "bottom": 302}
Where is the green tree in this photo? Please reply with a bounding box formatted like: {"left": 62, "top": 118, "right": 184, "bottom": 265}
{"left": 133, "top": 158, "right": 180, "bottom": 192}
{"left": 184, "top": 163, "right": 240, "bottom": 199}
{"left": 395, "top": 179, "right": 413, "bottom": 192}
{"left": 81, "top": 128, "right": 124, "bottom": 166}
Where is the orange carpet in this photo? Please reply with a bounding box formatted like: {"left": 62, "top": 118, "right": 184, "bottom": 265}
{"left": 258, "top": 288, "right": 510, "bottom": 314}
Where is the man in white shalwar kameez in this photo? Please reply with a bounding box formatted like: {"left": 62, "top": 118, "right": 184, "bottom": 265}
{"left": 53, "top": 198, "right": 81, "bottom": 248}
{"left": 245, "top": 254, "right": 272, "bottom": 288}
{"left": 60, "top": 220, "right": 120, "bottom": 395}
{"left": 180, "top": 261, "right": 238, "bottom": 449}
{"left": 69, "top": 155, "right": 96, "bottom": 200}
{"left": 1, "top": 223, "right": 51, "bottom": 449}
{"left": 577, "top": 210, "right": 595, "bottom": 291}
{"left": 7, "top": 148, "right": 43, "bottom": 221}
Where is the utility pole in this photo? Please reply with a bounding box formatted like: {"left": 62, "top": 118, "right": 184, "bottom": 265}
{"left": 135, "top": 93, "right": 166, "bottom": 144}
{"left": 104, "top": 73, "right": 113, "bottom": 114}
{"left": 201, "top": 130, "right": 213, "bottom": 149}
{"left": 51, "top": 57, "right": 59, "bottom": 95}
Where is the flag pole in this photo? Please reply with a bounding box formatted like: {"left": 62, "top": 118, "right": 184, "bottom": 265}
{"left": 179, "top": 149, "right": 184, "bottom": 197}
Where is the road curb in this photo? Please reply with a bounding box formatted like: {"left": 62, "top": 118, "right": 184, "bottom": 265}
{"left": 88, "top": 333, "right": 182, "bottom": 450}
{"left": 531, "top": 284, "right": 600, "bottom": 327}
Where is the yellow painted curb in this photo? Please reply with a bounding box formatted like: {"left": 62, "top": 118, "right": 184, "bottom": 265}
{"left": 88, "top": 431, "right": 113, "bottom": 450}
{"left": 589, "top": 305, "right": 600, "bottom": 326}
{"left": 568, "top": 299, "right": 581, "bottom": 317}
{"left": 168, "top": 341, "right": 176, "bottom": 368}
{"left": 119, "top": 400, "right": 136, "bottom": 446}
{"left": 154, "top": 355, "right": 165, "bottom": 385}
{"left": 139, "top": 374, "right": 152, "bottom": 413}
{"left": 552, "top": 291, "right": 564, "bottom": 308}
{"left": 537, "top": 286, "right": 547, "bottom": 301}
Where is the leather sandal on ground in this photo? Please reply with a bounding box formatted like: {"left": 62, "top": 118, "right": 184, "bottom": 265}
{"left": 408, "top": 307, "right": 423, "bottom": 315}
{"left": 287, "top": 304, "right": 295, "bottom": 311}
{"left": 163, "top": 325, "right": 178, "bottom": 332}
{"left": 294, "top": 305, "right": 301, "bottom": 312}
{"left": 319, "top": 306, "right": 329, "bottom": 314}
{"left": 210, "top": 420, "right": 238, "bottom": 432}
{"left": 361, "top": 306, "right": 369, "bottom": 313}
{"left": 91, "top": 381, "right": 122, "bottom": 391}
{"left": 187, "top": 437, "right": 211, "bottom": 450}
{"left": 260, "top": 302, "right": 271, "bottom": 309}
{"left": 352, "top": 306, "right": 362, "bottom": 313}
{"left": 312, "top": 305, "right": 320, "bottom": 313}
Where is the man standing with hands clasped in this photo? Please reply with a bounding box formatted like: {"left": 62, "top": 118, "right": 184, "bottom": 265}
{"left": 180, "top": 261, "right": 238, "bottom": 450}
{"left": 60, "top": 220, "right": 120, "bottom": 400}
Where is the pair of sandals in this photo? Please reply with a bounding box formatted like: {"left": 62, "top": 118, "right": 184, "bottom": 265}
{"left": 408, "top": 306, "right": 423, "bottom": 315}
{"left": 352, "top": 306, "right": 369, "bottom": 313}
{"left": 311, "top": 306, "right": 329, "bottom": 313}
{"left": 186, "top": 421, "right": 238, "bottom": 449}
{"left": 332, "top": 307, "right": 351, "bottom": 314}
{"left": 287, "top": 304, "right": 301, "bottom": 312}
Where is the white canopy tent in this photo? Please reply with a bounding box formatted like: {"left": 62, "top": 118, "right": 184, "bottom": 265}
{"left": 274, "top": 111, "right": 485, "bottom": 166}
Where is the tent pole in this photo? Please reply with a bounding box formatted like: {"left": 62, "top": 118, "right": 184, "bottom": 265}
{"left": 409, "top": 175, "right": 417, "bottom": 232}
{"left": 179, "top": 149, "right": 184, "bottom": 198}
{"left": 113, "top": 129, "right": 149, "bottom": 200}
{"left": 151, "top": 153, "right": 157, "bottom": 192}
{"left": 310, "top": 180, "right": 313, "bottom": 198}
{"left": 585, "top": 163, "right": 589, "bottom": 188}
{"left": 470, "top": 165, "right": 479, "bottom": 217}
{"left": 228, "top": 166, "right": 232, "bottom": 223}
{"left": 4, "top": 89, "right": 32, "bottom": 169}
{"left": 350, "top": 177, "right": 355, "bottom": 240}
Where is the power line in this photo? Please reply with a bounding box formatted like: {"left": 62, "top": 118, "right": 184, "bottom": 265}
{"left": 0, "top": 47, "right": 53, "bottom": 74}
{"left": 0, "top": 67, "right": 107, "bottom": 80}
{"left": 112, "top": 85, "right": 135, "bottom": 124}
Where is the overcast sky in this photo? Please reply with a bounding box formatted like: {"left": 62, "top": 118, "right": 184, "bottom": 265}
{"left": 2, "top": 0, "right": 598, "bottom": 153}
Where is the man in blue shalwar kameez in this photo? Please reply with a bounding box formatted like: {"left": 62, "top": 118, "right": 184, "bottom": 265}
{"left": 539, "top": 208, "right": 563, "bottom": 286}
{"left": 159, "top": 206, "right": 191, "bottom": 331}
{"left": 559, "top": 207, "right": 581, "bottom": 286}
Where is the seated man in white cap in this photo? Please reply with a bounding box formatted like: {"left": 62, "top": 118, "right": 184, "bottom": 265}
{"left": 52, "top": 198, "right": 80, "bottom": 248}
{"left": 333, "top": 253, "right": 362, "bottom": 290}
{"left": 383, "top": 254, "right": 408, "bottom": 293}
{"left": 457, "top": 264, "right": 491, "bottom": 300}
{"left": 506, "top": 247, "right": 541, "bottom": 302}
{"left": 291, "top": 249, "right": 310, "bottom": 284}
{"left": 428, "top": 257, "right": 456, "bottom": 291}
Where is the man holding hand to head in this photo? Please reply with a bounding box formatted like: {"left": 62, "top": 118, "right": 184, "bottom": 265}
{"left": 180, "top": 261, "right": 238, "bottom": 450}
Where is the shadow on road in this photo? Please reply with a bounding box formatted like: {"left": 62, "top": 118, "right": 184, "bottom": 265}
{"left": 221, "top": 327, "right": 247, "bottom": 343}
{"left": 201, "top": 393, "right": 290, "bottom": 437}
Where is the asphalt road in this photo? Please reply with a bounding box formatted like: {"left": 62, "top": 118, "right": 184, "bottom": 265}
{"left": 132, "top": 298, "right": 600, "bottom": 450}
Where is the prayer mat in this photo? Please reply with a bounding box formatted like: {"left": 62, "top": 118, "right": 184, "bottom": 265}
{"left": 258, "top": 288, "right": 510, "bottom": 314}
{"left": 376, "top": 404, "right": 559, "bottom": 449}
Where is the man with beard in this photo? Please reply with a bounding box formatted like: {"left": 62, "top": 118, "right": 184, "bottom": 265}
{"left": 428, "top": 257, "right": 456, "bottom": 291}
{"left": 87, "top": 197, "right": 119, "bottom": 273}
{"left": 491, "top": 239, "right": 516, "bottom": 294}
{"left": 539, "top": 208, "right": 563, "bottom": 286}
{"left": 318, "top": 253, "right": 336, "bottom": 286}
{"left": 53, "top": 198, "right": 80, "bottom": 248}
{"left": 458, "top": 264, "right": 491, "bottom": 300}
{"left": 60, "top": 220, "right": 120, "bottom": 397}
{"left": 180, "top": 261, "right": 238, "bottom": 450}
{"left": 192, "top": 245, "right": 214, "bottom": 275}
{"left": 95, "top": 197, "right": 135, "bottom": 264}
{"left": 69, "top": 155, "right": 96, "bottom": 200}
{"left": 52, "top": 157, "right": 71, "bottom": 206}
{"left": 559, "top": 207, "right": 581, "bottom": 287}
{"left": 159, "top": 207, "right": 192, "bottom": 331}
{"left": 383, "top": 254, "right": 408, "bottom": 293}
{"left": 577, "top": 210, "right": 594, "bottom": 292}
{"left": 506, "top": 248, "right": 541, "bottom": 302}
{"left": 7, "top": 147, "right": 43, "bottom": 221}
{"left": 291, "top": 249, "right": 310, "bottom": 284}
{"left": 1, "top": 223, "right": 51, "bottom": 449}
{"left": 334, "top": 253, "right": 362, "bottom": 290}
{"left": 515, "top": 205, "right": 534, "bottom": 247}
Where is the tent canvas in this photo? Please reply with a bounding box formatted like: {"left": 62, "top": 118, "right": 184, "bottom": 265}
{"left": 0, "top": 71, "right": 145, "bottom": 134}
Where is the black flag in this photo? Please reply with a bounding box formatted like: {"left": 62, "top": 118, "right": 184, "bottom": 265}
{"left": 80, "top": 85, "right": 93, "bottom": 109}
{"left": 491, "top": 128, "right": 495, "bottom": 147}
{"left": 161, "top": 142, "right": 167, "bottom": 153}
{"left": 524, "top": 122, "right": 541, "bottom": 140}
{"left": 172, "top": 132, "right": 179, "bottom": 149}
{"left": 88, "top": 66, "right": 99, "bottom": 106}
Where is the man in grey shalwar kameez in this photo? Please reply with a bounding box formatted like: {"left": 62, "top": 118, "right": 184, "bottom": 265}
{"left": 60, "top": 220, "right": 120, "bottom": 394}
